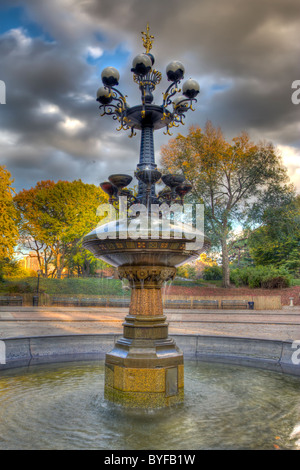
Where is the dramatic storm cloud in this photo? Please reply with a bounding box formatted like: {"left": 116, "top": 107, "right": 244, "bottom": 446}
{"left": 0, "top": 0, "right": 299, "bottom": 192}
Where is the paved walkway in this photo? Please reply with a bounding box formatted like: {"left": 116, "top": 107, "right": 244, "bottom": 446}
{"left": 0, "top": 306, "right": 299, "bottom": 341}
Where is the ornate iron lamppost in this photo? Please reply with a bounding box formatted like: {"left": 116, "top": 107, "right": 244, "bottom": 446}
{"left": 96, "top": 24, "right": 199, "bottom": 208}
{"left": 83, "top": 25, "right": 208, "bottom": 408}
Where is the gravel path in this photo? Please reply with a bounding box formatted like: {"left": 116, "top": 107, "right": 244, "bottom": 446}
{"left": 0, "top": 306, "right": 299, "bottom": 341}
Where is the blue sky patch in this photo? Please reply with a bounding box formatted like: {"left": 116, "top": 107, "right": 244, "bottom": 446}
{"left": 211, "top": 83, "right": 232, "bottom": 93}
{"left": 0, "top": 5, "right": 53, "bottom": 41}
{"left": 88, "top": 45, "right": 131, "bottom": 70}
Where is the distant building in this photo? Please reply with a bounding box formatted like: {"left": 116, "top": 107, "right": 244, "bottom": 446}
{"left": 95, "top": 267, "right": 116, "bottom": 278}
{"left": 19, "top": 252, "right": 59, "bottom": 277}
{"left": 19, "top": 251, "right": 40, "bottom": 272}
{"left": 19, "top": 252, "right": 117, "bottom": 278}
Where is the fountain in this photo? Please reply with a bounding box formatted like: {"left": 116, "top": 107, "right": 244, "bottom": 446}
{"left": 1, "top": 27, "right": 300, "bottom": 451}
{"left": 82, "top": 25, "right": 209, "bottom": 407}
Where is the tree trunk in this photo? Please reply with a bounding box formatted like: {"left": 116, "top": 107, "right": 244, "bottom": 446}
{"left": 56, "top": 252, "right": 65, "bottom": 279}
{"left": 237, "top": 248, "right": 241, "bottom": 268}
{"left": 221, "top": 237, "right": 231, "bottom": 288}
{"left": 44, "top": 252, "right": 48, "bottom": 278}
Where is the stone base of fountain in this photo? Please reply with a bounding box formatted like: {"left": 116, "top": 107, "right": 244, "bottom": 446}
{"left": 82, "top": 225, "right": 208, "bottom": 408}
{"left": 104, "top": 265, "right": 184, "bottom": 408}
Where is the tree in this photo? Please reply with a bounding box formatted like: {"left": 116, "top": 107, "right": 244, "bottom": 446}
{"left": 67, "top": 243, "right": 112, "bottom": 278}
{"left": 227, "top": 231, "right": 254, "bottom": 268}
{"left": 248, "top": 194, "right": 300, "bottom": 274}
{"left": 160, "top": 122, "right": 291, "bottom": 287}
{"left": 14, "top": 180, "right": 107, "bottom": 278}
{"left": 0, "top": 166, "right": 19, "bottom": 266}
{"left": 176, "top": 263, "right": 197, "bottom": 279}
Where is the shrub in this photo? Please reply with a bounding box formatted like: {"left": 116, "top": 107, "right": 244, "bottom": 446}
{"left": 1, "top": 260, "right": 30, "bottom": 279}
{"left": 230, "top": 266, "right": 292, "bottom": 289}
{"left": 4, "top": 281, "right": 34, "bottom": 293}
{"left": 202, "top": 265, "right": 223, "bottom": 281}
{"left": 0, "top": 276, "right": 128, "bottom": 296}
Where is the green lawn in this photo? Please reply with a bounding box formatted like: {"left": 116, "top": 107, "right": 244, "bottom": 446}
{"left": 0, "top": 276, "right": 220, "bottom": 295}
{"left": 0, "top": 277, "right": 130, "bottom": 297}
{"left": 1, "top": 276, "right": 298, "bottom": 296}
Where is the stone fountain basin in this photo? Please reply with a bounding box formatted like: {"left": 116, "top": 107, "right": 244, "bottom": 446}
{"left": 82, "top": 218, "right": 210, "bottom": 267}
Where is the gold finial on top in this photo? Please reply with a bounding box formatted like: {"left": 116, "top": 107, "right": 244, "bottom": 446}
{"left": 141, "top": 24, "right": 154, "bottom": 53}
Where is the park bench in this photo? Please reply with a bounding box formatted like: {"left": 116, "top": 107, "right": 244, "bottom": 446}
{"left": 221, "top": 299, "right": 249, "bottom": 309}
{"left": 108, "top": 298, "right": 130, "bottom": 307}
{"left": 0, "top": 296, "right": 23, "bottom": 306}
{"left": 193, "top": 299, "right": 219, "bottom": 309}
{"left": 51, "top": 297, "right": 80, "bottom": 306}
{"left": 164, "top": 299, "right": 191, "bottom": 309}
{"left": 79, "top": 298, "right": 107, "bottom": 307}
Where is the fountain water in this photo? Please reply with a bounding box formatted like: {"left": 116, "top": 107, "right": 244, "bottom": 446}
{"left": 0, "top": 360, "right": 300, "bottom": 450}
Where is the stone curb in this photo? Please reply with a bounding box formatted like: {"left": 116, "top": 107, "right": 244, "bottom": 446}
{"left": 0, "top": 334, "right": 299, "bottom": 377}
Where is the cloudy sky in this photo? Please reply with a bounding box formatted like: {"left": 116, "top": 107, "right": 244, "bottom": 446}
{"left": 0, "top": 0, "right": 300, "bottom": 194}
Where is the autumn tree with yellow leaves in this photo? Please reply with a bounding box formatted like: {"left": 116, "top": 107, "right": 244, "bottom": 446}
{"left": 0, "top": 166, "right": 19, "bottom": 261}
{"left": 160, "top": 122, "right": 292, "bottom": 287}
{"left": 14, "top": 180, "right": 107, "bottom": 279}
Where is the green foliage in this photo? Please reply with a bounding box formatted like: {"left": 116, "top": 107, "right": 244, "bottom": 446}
{"left": 0, "top": 166, "right": 19, "bottom": 260}
{"left": 230, "top": 265, "right": 292, "bottom": 289}
{"left": 0, "top": 259, "right": 31, "bottom": 279}
{"left": 6, "top": 281, "right": 34, "bottom": 293}
{"left": 161, "top": 122, "right": 291, "bottom": 287}
{"left": 176, "top": 264, "right": 197, "bottom": 279}
{"left": 172, "top": 278, "right": 203, "bottom": 286}
{"left": 67, "top": 244, "right": 111, "bottom": 277}
{"left": 228, "top": 232, "right": 254, "bottom": 268}
{"left": 0, "top": 277, "right": 129, "bottom": 296}
{"left": 14, "top": 179, "right": 108, "bottom": 278}
{"left": 248, "top": 195, "right": 300, "bottom": 275}
{"left": 202, "top": 265, "right": 223, "bottom": 280}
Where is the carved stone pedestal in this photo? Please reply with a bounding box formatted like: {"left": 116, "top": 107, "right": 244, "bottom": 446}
{"left": 104, "top": 265, "right": 184, "bottom": 408}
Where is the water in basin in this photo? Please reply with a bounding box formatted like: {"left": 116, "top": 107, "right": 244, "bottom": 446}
{"left": 0, "top": 360, "right": 299, "bottom": 450}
